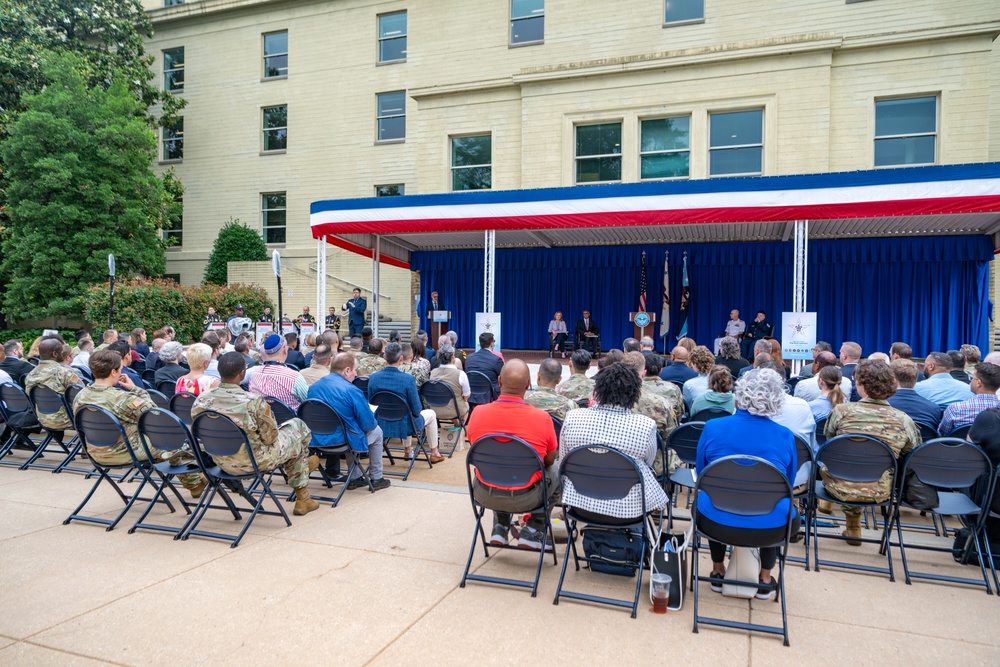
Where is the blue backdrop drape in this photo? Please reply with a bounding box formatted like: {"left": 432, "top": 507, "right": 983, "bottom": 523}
{"left": 409, "top": 235, "right": 992, "bottom": 358}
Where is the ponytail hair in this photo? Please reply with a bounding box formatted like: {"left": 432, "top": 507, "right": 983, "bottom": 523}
{"left": 818, "top": 366, "right": 845, "bottom": 408}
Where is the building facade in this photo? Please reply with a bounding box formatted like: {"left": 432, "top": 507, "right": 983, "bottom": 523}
{"left": 143, "top": 0, "right": 1000, "bottom": 321}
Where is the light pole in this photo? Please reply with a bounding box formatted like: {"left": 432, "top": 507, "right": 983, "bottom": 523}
{"left": 108, "top": 254, "right": 116, "bottom": 330}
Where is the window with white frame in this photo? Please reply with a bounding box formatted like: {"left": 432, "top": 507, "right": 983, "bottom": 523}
{"left": 709, "top": 109, "right": 763, "bottom": 176}
{"left": 640, "top": 116, "right": 690, "bottom": 179}
{"left": 262, "top": 105, "right": 287, "bottom": 152}
{"left": 511, "top": 0, "right": 544, "bottom": 45}
{"left": 375, "top": 184, "right": 405, "bottom": 196}
{"left": 874, "top": 95, "right": 936, "bottom": 167}
{"left": 262, "top": 192, "right": 286, "bottom": 244}
{"left": 376, "top": 92, "right": 406, "bottom": 141}
{"left": 162, "top": 119, "right": 183, "bottom": 161}
{"left": 664, "top": 0, "right": 704, "bottom": 25}
{"left": 263, "top": 31, "right": 288, "bottom": 78}
{"left": 378, "top": 12, "right": 407, "bottom": 63}
{"left": 163, "top": 47, "right": 184, "bottom": 92}
{"left": 451, "top": 135, "right": 492, "bottom": 191}
{"left": 575, "top": 122, "right": 622, "bottom": 184}
{"left": 164, "top": 196, "right": 183, "bottom": 246}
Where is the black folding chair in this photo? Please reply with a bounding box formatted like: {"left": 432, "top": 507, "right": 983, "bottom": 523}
{"left": 576, "top": 398, "right": 589, "bottom": 409}
{"left": 665, "top": 422, "right": 706, "bottom": 518}
{"left": 916, "top": 421, "right": 939, "bottom": 442}
{"left": 692, "top": 455, "right": 796, "bottom": 646}
{"left": 945, "top": 424, "right": 972, "bottom": 440}
{"left": 141, "top": 369, "right": 157, "bottom": 385}
{"left": 467, "top": 370, "right": 496, "bottom": 408}
{"left": 420, "top": 380, "right": 468, "bottom": 457}
{"left": 297, "top": 399, "right": 374, "bottom": 506}
{"left": 687, "top": 408, "right": 731, "bottom": 423}
{"left": 460, "top": 434, "right": 557, "bottom": 597}
{"left": 553, "top": 446, "right": 651, "bottom": 618}
{"left": 169, "top": 391, "right": 197, "bottom": 426}
{"left": 814, "top": 417, "right": 828, "bottom": 447}
{"left": 65, "top": 405, "right": 177, "bottom": 531}
{"left": 811, "top": 435, "right": 897, "bottom": 580}
{"left": 548, "top": 331, "right": 574, "bottom": 358}
{"left": 550, "top": 415, "right": 563, "bottom": 440}
{"left": 264, "top": 396, "right": 296, "bottom": 425}
{"left": 147, "top": 389, "right": 170, "bottom": 411}
{"left": 786, "top": 376, "right": 803, "bottom": 394}
{"left": 22, "top": 385, "right": 81, "bottom": 472}
{"left": 0, "top": 383, "right": 47, "bottom": 468}
{"left": 352, "top": 375, "right": 369, "bottom": 393}
{"left": 74, "top": 366, "right": 95, "bottom": 384}
{"left": 370, "top": 389, "right": 432, "bottom": 481}
{"left": 786, "top": 434, "right": 815, "bottom": 569}
{"left": 183, "top": 411, "right": 292, "bottom": 547}
{"left": 156, "top": 379, "right": 177, "bottom": 398}
{"left": 890, "top": 438, "right": 994, "bottom": 593}
{"left": 51, "top": 384, "right": 91, "bottom": 475}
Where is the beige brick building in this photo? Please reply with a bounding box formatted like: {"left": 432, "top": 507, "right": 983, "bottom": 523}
{"left": 143, "top": 0, "right": 1000, "bottom": 324}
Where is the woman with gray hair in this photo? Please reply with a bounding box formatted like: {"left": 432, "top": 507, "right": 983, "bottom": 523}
{"left": 715, "top": 336, "right": 750, "bottom": 377}
{"left": 695, "top": 368, "right": 798, "bottom": 600}
{"left": 429, "top": 344, "right": 470, "bottom": 423}
{"left": 153, "top": 341, "right": 189, "bottom": 387}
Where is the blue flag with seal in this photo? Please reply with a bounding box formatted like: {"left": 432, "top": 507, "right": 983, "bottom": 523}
{"left": 677, "top": 252, "right": 690, "bottom": 339}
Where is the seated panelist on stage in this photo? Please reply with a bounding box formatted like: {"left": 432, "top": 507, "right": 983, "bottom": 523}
{"left": 549, "top": 311, "right": 569, "bottom": 357}
{"left": 575, "top": 309, "right": 600, "bottom": 354}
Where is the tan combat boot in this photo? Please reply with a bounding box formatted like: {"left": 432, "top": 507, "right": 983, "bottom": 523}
{"left": 843, "top": 513, "right": 862, "bottom": 546}
{"left": 188, "top": 478, "right": 208, "bottom": 499}
{"left": 816, "top": 499, "right": 834, "bottom": 515}
{"left": 307, "top": 455, "right": 320, "bottom": 473}
{"left": 293, "top": 487, "right": 320, "bottom": 515}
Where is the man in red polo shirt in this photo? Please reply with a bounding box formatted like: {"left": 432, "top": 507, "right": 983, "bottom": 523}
{"left": 467, "top": 359, "right": 559, "bottom": 550}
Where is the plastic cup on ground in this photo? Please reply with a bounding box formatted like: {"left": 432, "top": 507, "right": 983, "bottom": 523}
{"left": 651, "top": 573, "right": 671, "bottom": 613}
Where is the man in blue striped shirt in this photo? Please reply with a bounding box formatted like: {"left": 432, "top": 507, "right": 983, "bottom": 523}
{"left": 938, "top": 362, "right": 1000, "bottom": 436}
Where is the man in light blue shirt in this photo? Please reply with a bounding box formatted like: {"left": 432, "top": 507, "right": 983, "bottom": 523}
{"left": 914, "top": 352, "right": 973, "bottom": 409}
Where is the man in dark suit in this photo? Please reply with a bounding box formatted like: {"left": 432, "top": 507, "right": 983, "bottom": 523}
{"left": 575, "top": 310, "right": 600, "bottom": 355}
{"left": 464, "top": 332, "right": 504, "bottom": 406}
{"left": 428, "top": 291, "right": 444, "bottom": 312}
{"left": 342, "top": 288, "right": 367, "bottom": 337}
{"left": 367, "top": 343, "right": 445, "bottom": 463}
{"left": 887, "top": 358, "right": 943, "bottom": 430}
{"left": 839, "top": 341, "right": 862, "bottom": 401}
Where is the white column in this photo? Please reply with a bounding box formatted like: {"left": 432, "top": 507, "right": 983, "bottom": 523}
{"left": 371, "top": 235, "right": 381, "bottom": 338}
{"left": 792, "top": 220, "right": 809, "bottom": 375}
{"left": 483, "top": 230, "right": 496, "bottom": 313}
{"left": 316, "top": 236, "right": 326, "bottom": 333}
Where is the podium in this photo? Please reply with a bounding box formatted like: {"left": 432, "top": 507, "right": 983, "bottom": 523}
{"left": 629, "top": 312, "right": 656, "bottom": 340}
{"left": 428, "top": 310, "right": 450, "bottom": 344}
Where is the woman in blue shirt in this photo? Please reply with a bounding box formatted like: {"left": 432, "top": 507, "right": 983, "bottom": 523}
{"left": 696, "top": 368, "right": 798, "bottom": 600}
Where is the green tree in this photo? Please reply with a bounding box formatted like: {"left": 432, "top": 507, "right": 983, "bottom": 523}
{"left": 0, "top": 53, "right": 175, "bottom": 320}
{"left": 203, "top": 218, "right": 269, "bottom": 285}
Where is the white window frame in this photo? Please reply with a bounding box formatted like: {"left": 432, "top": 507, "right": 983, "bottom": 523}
{"left": 708, "top": 108, "right": 764, "bottom": 177}
{"left": 873, "top": 94, "right": 938, "bottom": 168}
{"left": 263, "top": 30, "right": 288, "bottom": 79}
{"left": 450, "top": 134, "right": 493, "bottom": 192}
{"left": 261, "top": 192, "right": 287, "bottom": 245}
{"left": 161, "top": 119, "right": 183, "bottom": 162}
{"left": 377, "top": 11, "right": 407, "bottom": 64}
{"left": 163, "top": 47, "right": 184, "bottom": 92}
{"left": 261, "top": 105, "right": 288, "bottom": 153}
{"left": 376, "top": 91, "right": 406, "bottom": 143}
{"left": 663, "top": 0, "right": 705, "bottom": 27}
{"left": 375, "top": 184, "right": 405, "bottom": 197}
{"left": 510, "top": 0, "right": 544, "bottom": 46}
{"left": 639, "top": 115, "right": 691, "bottom": 181}
{"left": 574, "top": 122, "right": 623, "bottom": 185}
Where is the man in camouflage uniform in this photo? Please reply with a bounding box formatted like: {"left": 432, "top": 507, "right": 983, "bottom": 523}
{"left": 191, "top": 352, "right": 320, "bottom": 516}
{"left": 72, "top": 348, "right": 206, "bottom": 496}
{"left": 399, "top": 342, "right": 429, "bottom": 389}
{"left": 525, "top": 358, "right": 577, "bottom": 423}
{"left": 356, "top": 338, "right": 387, "bottom": 377}
{"left": 822, "top": 359, "right": 920, "bottom": 544}
{"left": 556, "top": 349, "right": 595, "bottom": 406}
{"left": 25, "top": 339, "right": 80, "bottom": 440}
{"left": 623, "top": 352, "right": 679, "bottom": 475}
{"left": 347, "top": 335, "right": 368, "bottom": 365}
{"left": 640, "top": 352, "right": 684, "bottom": 420}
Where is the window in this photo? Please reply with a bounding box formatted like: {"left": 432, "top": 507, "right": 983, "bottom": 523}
{"left": 511, "top": 0, "right": 544, "bottom": 45}
{"left": 163, "top": 48, "right": 184, "bottom": 92}
{"left": 874, "top": 96, "right": 936, "bottom": 167}
{"left": 162, "top": 119, "right": 183, "bottom": 161}
{"left": 375, "top": 184, "right": 405, "bottom": 196}
{"left": 376, "top": 92, "right": 406, "bottom": 142}
{"left": 262, "top": 193, "right": 286, "bottom": 244}
{"left": 709, "top": 109, "right": 763, "bottom": 176}
{"left": 451, "top": 135, "right": 492, "bottom": 191}
{"left": 378, "top": 12, "right": 407, "bottom": 63}
{"left": 640, "top": 117, "right": 690, "bottom": 179}
{"left": 164, "top": 0, "right": 184, "bottom": 6}
{"left": 263, "top": 31, "right": 288, "bottom": 78}
{"left": 575, "top": 123, "right": 622, "bottom": 183}
{"left": 664, "top": 0, "right": 704, "bottom": 24}
{"left": 262, "top": 105, "right": 287, "bottom": 152}
{"left": 164, "top": 197, "right": 183, "bottom": 246}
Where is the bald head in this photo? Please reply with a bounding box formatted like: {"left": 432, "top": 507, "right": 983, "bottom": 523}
{"left": 815, "top": 351, "right": 838, "bottom": 369}
{"left": 498, "top": 359, "right": 531, "bottom": 398}
{"left": 670, "top": 346, "right": 689, "bottom": 363}
{"left": 39, "top": 338, "right": 64, "bottom": 361}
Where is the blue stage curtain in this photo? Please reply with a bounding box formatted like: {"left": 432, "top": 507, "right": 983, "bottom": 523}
{"left": 410, "top": 235, "right": 991, "bottom": 357}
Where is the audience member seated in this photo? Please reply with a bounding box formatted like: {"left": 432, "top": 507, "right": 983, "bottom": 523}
{"left": 409, "top": 339, "right": 432, "bottom": 379}
{"left": 524, "top": 358, "right": 578, "bottom": 422}
{"left": 696, "top": 368, "right": 798, "bottom": 599}
{"left": 690, "top": 365, "right": 736, "bottom": 415}
{"left": 806, "top": 366, "right": 846, "bottom": 421}
{"left": 797, "top": 341, "right": 832, "bottom": 378}
{"left": 938, "top": 361, "right": 1000, "bottom": 436}
{"left": 659, "top": 346, "right": 697, "bottom": 384}
{"left": 715, "top": 337, "right": 749, "bottom": 377}
{"left": 108, "top": 340, "right": 144, "bottom": 387}
{"left": 821, "top": 359, "right": 920, "bottom": 545}
{"left": 72, "top": 337, "right": 95, "bottom": 374}
{"left": 145, "top": 336, "right": 165, "bottom": 371}
{"left": 0, "top": 340, "right": 34, "bottom": 379}
{"left": 967, "top": 407, "right": 1000, "bottom": 543}
{"left": 622, "top": 352, "right": 677, "bottom": 456}
{"left": 641, "top": 353, "right": 683, "bottom": 419}
{"left": 249, "top": 334, "right": 309, "bottom": 411}
{"left": 300, "top": 344, "right": 332, "bottom": 386}
{"left": 682, "top": 346, "right": 716, "bottom": 408}
{"left": 890, "top": 341, "right": 925, "bottom": 381}
{"left": 913, "top": 351, "right": 974, "bottom": 408}
{"left": 234, "top": 334, "right": 259, "bottom": 369}
{"left": 347, "top": 336, "right": 367, "bottom": 363}
{"left": 639, "top": 336, "right": 659, "bottom": 357}
{"left": 284, "top": 333, "right": 306, "bottom": 368}
{"left": 467, "top": 360, "right": 559, "bottom": 549}
{"left": 130, "top": 328, "right": 150, "bottom": 358}
{"left": 793, "top": 351, "right": 852, "bottom": 402}
{"left": 399, "top": 343, "right": 429, "bottom": 388}
{"left": 598, "top": 349, "right": 623, "bottom": 369}
{"left": 559, "top": 361, "right": 668, "bottom": 519}
{"left": 428, "top": 345, "right": 470, "bottom": 425}
{"left": 446, "top": 330, "right": 468, "bottom": 367}
{"left": 368, "top": 342, "right": 445, "bottom": 463}
{"left": 191, "top": 352, "right": 319, "bottom": 515}
{"left": 153, "top": 342, "right": 188, "bottom": 386}
{"left": 947, "top": 349, "right": 971, "bottom": 384}
{"left": 174, "top": 343, "right": 220, "bottom": 396}
{"left": 464, "top": 332, "right": 504, "bottom": 405}
{"left": 623, "top": 337, "right": 641, "bottom": 353}
{"left": 886, "top": 358, "right": 943, "bottom": 428}
{"left": 961, "top": 344, "right": 981, "bottom": 376}
{"left": 760, "top": 360, "right": 815, "bottom": 448}
{"left": 768, "top": 339, "right": 791, "bottom": 380}
{"left": 738, "top": 340, "right": 774, "bottom": 377}
{"left": 556, "top": 349, "right": 594, "bottom": 405}
{"left": 198, "top": 332, "right": 222, "bottom": 380}
{"left": 24, "top": 339, "right": 80, "bottom": 442}
{"left": 361, "top": 326, "right": 373, "bottom": 353}
{"left": 357, "top": 338, "right": 387, "bottom": 377}
{"left": 95, "top": 329, "right": 118, "bottom": 351}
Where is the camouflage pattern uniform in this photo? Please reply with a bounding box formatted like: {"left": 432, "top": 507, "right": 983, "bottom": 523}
{"left": 642, "top": 376, "right": 684, "bottom": 420}
{"left": 356, "top": 354, "right": 387, "bottom": 377}
{"left": 524, "top": 386, "right": 578, "bottom": 422}
{"left": 25, "top": 360, "right": 79, "bottom": 430}
{"left": 821, "top": 398, "right": 921, "bottom": 508}
{"left": 632, "top": 386, "right": 680, "bottom": 476}
{"left": 556, "top": 373, "right": 595, "bottom": 406}
{"left": 400, "top": 361, "right": 429, "bottom": 388}
{"left": 191, "top": 383, "right": 311, "bottom": 488}
{"left": 73, "top": 384, "right": 203, "bottom": 487}
{"left": 348, "top": 350, "right": 368, "bottom": 366}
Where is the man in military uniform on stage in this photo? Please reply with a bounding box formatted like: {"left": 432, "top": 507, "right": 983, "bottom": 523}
{"left": 73, "top": 348, "right": 206, "bottom": 497}
{"left": 525, "top": 358, "right": 578, "bottom": 422}
{"left": 325, "top": 306, "right": 341, "bottom": 334}
{"left": 741, "top": 310, "right": 774, "bottom": 360}
{"left": 25, "top": 338, "right": 81, "bottom": 442}
{"left": 191, "top": 352, "right": 320, "bottom": 516}
{"left": 203, "top": 307, "right": 220, "bottom": 331}
{"left": 725, "top": 309, "right": 745, "bottom": 339}
{"left": 556, "top": 349, "right": 595, "bottom": 406}
{"left": 258, "top": 306, "right": 274, "bottom": 323}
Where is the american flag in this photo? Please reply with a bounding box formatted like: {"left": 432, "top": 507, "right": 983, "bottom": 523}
{"left": 638, "top": 251, "right": 648, "bottom": 312}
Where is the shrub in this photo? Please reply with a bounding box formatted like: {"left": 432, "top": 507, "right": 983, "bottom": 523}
{"left": 203, "top": 218, "right": 269, "bottom": 285}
